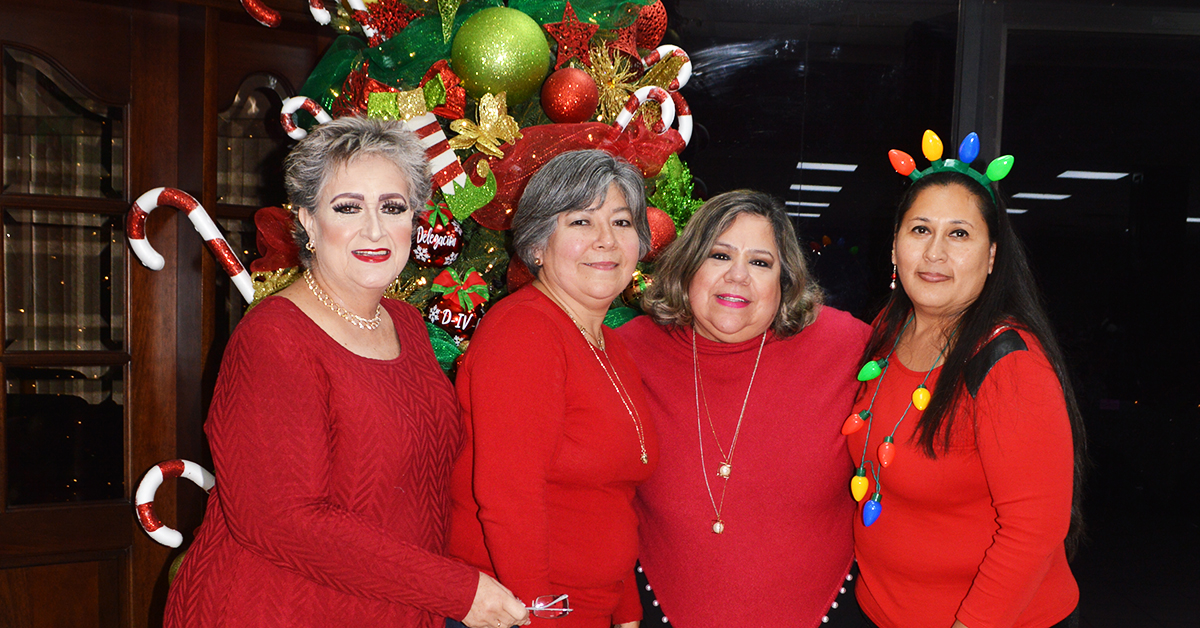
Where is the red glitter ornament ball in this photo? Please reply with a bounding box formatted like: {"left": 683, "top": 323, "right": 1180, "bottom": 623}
{"left": 540, "top": 68, "right": 600, "bottom": 124}
{"left": 412, "top": 203, "right": 464, "bottom": 267}
{"left": 635, "top": 1, "right": 668, "bottom": 50}
{"left": 642, "top": 205, "right": 677, "bottom": 261}
{"left": 428, "top": 297, "right": 485, "bottom": 345}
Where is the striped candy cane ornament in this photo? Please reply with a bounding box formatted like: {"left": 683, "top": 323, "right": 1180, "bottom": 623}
{"left": 641, "top": 45, "right": 693, "bottom": 91}
{"left": 615, "top": 86, "right": 676, "bottom": 135}
{"left": 239, "top": 0, "right": 331, "bottom": 28}
{"left": 126, "top": 187, "right": 255, "bottom": 304}
{"left": 135, "top": 460, "right": 216, "bottom": 548}
{"left": 406, "top": 112, "right": 468, "bottom": 195}
{"left": 280, "top": 96, "right": 334, "bottom": 141}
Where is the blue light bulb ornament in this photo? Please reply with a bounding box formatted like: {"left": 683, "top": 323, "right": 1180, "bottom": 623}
{"left": 863, "top": 492, "right": 883, "bottom": 527}
{"left": 958, "top": 132, "right": 980, "bottom": 165}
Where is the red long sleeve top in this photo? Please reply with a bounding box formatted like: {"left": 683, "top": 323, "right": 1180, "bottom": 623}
{"left": 165, "top": 297, "right": 478, "bottom": 628}
{"left": 615, "top": 307, "right": 871, "bottom": 628}
{"left": 446, "top": 286, "right": 659, "bottom": 628}
{"left": 847, "top": 329, "right": 1078, "bottom": 628}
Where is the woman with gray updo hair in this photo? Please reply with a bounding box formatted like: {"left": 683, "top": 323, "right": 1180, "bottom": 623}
{"left": 447, "top": 149, "right": 659, "bottom": 628}
{"left": 166, "top": 115, "right": 529, "bottom": 628}
{"left": 284, "top": 115, "right": 432, "bottom": 266}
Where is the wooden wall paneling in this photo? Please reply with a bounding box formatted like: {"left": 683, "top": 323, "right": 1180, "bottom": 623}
{"left": 216, "top": 12, "right": 330, "bottom": 105}
{"left": 0, "top": 557, "right": 124, "bottom": 628}
{"left": 127, "top": 5, "right": 182, "bottom": 627}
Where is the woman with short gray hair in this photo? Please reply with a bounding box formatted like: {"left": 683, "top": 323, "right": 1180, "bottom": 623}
{"left": 617, "top": 190, "right": 872, "bottom": 627}
{"left": 165, "top": 116, "right": 528, "bottom": 628}
{"left": 448, "top": 149, "right": 659, "bottom": 628}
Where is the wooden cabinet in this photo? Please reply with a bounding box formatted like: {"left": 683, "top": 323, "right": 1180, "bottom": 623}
{"left": 0, "top": 2, "right": 324, "bottom": 625}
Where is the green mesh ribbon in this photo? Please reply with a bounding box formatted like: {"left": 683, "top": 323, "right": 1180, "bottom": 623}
{"left": 510, "top": 0, "right": 653, "bottom": 29}
{"left": 365, "top": 0, "right": 501, "bottom": 88}
{"left": 649, "top": 154, "right": 704, "bottom": 233}
{"left": 426, "top": 322, "right": 462, "bottom": 373}
{"left": 299, "top": 36, "right": 367, "bottom": 114}
{"left": 604, "top": 306, "right": 639, "bottom": 329}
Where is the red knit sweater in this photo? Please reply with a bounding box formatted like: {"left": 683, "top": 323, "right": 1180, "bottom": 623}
{"left": 446, "top": 286, "right": 659, "bottom": 627}
{"left": 847, "top": 329, "right": 1078, "bottom": 628}
{"left": 165, "top": 297, "right": 478, "bottom": 628}
{"left": 615, "top": 307, "right": 871, "bottom": 628}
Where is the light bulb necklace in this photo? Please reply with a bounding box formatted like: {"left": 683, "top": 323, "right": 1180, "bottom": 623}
{"left": 693, "top": 327, "right": 768, "bottom": 535}
{"left": 844, "top": 315, "right": 950, "bottom": 527}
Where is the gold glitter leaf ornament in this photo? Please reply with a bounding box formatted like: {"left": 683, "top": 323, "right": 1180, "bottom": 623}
{"left": 448, "top": 92, "right": 523, "bottom": 159}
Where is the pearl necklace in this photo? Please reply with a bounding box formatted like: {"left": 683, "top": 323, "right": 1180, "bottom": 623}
{"left": 545, "top": 289, "right": 648, "bottom": 465}
{"left": 304, "top": 269, "right": 383, "bottom": 331}
{"left": 693, "top": 328, "right": 768, "bottom": 534}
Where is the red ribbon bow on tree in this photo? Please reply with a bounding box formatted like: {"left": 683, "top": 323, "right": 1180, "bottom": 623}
{"left": 431, "top": 267, "right": 489, "bottom": 311}
{"left": 419, "top": 60, "right": 466, "bottom": 120}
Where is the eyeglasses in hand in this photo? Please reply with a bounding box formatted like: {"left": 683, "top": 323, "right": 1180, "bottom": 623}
{"left": 526, "top": 594, "right": 572, "bottom": 619}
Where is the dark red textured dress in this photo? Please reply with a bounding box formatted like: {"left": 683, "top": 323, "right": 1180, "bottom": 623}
{"left": 164, "top": 296, "right": 478, "bottom": 628}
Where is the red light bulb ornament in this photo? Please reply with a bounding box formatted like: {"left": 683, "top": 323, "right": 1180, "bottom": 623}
{"left": 862, "top": 492, "right": 883, "bottom": 527}
{"left": 888, "top": 150, "right": 916, "bottom": 178}
{"left": 878, "top": 436, "right": 896, "bottom": 468}
{"left": 912, "top": 384, "right": 930, "bottom": 411}
{"left": 851, "top": 467, "right": 869, "bottom": 502}
{"left": 842, "top": 410, "right": 868, "bottom": 435}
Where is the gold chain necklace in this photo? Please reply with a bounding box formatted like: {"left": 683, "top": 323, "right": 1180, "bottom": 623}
{"left": 544, "top": 288, "right": 647, "bottom": 464}
{"left": 693, "top": 328, "right": 768, "bottom": 534}
{"left": 304, "top": 269, "right": 383, "bottom": 331}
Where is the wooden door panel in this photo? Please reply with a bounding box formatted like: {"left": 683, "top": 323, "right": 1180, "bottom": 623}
{"left": 0, "top": 556, "right": 122, "bottom": 628}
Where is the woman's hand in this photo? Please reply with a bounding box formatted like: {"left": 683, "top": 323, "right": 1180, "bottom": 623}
{"left": 615, "top": 622, "right": 640, "bottom": 628}
{"left": 461, "top": 573, "right": 530, "bottom": 628}
{"left": 952, "top": 621, "right": 970, "bottom": 628}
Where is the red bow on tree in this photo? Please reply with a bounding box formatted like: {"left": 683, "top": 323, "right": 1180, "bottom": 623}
{"left": 431, "top": 267, "right": 489, "bottom": 311}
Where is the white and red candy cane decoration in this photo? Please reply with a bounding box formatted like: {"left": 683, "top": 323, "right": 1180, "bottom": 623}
{"left": 280, "top": 96, "right": 334, "bottom": 141}
{"left": 406, "top": 112, "right": 468, "bottom": 195}
{"left": 127, "top": 187, "right": 256, "bottom": 304}
{"left": 135, "top": 460, "right": 216, "bottom": 548}
{"left": 615, "top": 85, "right": 676, "bottom": 135}
{"left": 641, "top": 45, "right": 693, "bottom": 91}
{"left": 239, "top": 0, "right": 331, "bottom": 28}
{"left": 638, "top": 45, "right": 694, "bottom": 145}
{"left": 345, "top": 0, "right": 377, "bottom": 39}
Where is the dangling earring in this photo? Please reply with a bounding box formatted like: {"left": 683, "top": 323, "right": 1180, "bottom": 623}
{"left": 889, "top": 265, "right": 897, "bottom": 290}
{"left": 306, "top": 240, "right": 316, "bottom": 252}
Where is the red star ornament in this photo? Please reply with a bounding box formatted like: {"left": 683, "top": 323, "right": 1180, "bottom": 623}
{"left": 545, "top": 1, "right": 599, "bottom": 69}
{"left": 606, "top": 23, "right": 640, "bottom": 61}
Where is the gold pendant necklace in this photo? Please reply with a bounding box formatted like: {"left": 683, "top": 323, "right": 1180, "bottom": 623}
{"left": 545, "top": 288, "right": 648, "bottom": 465}
{"left": 693, "top": 328, "right": 768, "bottom": 534}
{"left": 304, "top": 269, "right": 383, "bottom": 330}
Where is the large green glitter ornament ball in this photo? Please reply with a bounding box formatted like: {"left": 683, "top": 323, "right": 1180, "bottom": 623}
{"left": 451, "top": 7, "right": 551, "bottom": 105}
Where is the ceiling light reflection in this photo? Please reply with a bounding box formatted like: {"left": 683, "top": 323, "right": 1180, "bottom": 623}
{"left": 1058, "top": 170, "right": 1129, "bottom": 180}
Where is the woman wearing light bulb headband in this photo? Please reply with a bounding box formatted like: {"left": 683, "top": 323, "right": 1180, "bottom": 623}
{"left": 846, "top": 132, "right": 1086, "bottom": 628}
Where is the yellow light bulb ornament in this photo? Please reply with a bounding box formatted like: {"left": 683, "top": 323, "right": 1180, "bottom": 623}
{"left": 922, "top": 129, "right": 944, "bottom": 162}
{"left": 851, "top": 467, "right": 869, "bottom": 502}
{"left": 912, "top": 385, "right": 931, "bottom": 411}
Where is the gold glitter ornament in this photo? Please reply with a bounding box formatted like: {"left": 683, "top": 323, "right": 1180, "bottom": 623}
{"left": 250, "top": 267, "right": 301, "bottom": 307}
{"left": 448, "top": 92, "right": 523, "bottom": 158}
{"left": 584, "top": 46, "right": 636, "bottom": 123}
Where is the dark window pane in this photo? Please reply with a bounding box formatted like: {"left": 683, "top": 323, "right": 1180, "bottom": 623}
{"left": 2, "top": 47, "right": 124, "bottom": 198}
{"left": 6, "top": 365, "right": 123, "bottom": 506}
{"left": 217, "top": 73, "right": 292, "bottom": 207}
{"left": 4, "top": 209, "right": 125, "bottom": 351}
